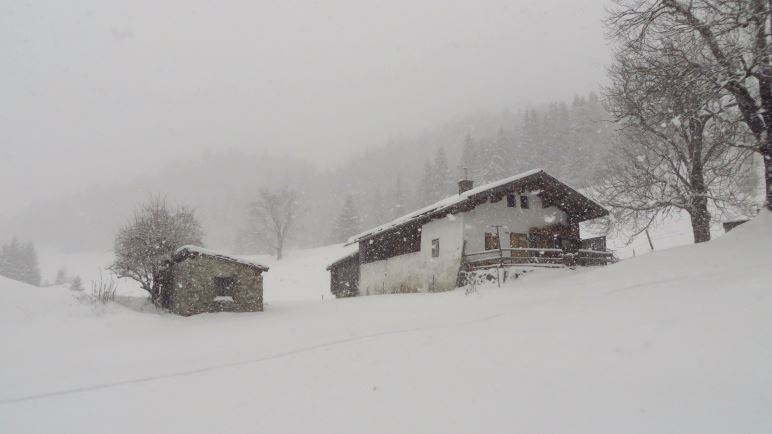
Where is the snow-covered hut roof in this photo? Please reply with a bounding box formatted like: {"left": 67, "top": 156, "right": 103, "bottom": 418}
{"left": 347, "top": 169, "right": 607, "bottom": 245}
{"left": 173, "top": 245, "right": 270, "bottom": 272}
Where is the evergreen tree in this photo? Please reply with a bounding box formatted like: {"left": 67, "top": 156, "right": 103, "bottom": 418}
{"left": 392, "top": 174, "right": 407, "bottom": 218}
{"left": 482, "top": 127, "right": 509, "bottom": 182}
{"left": 369, "top": 187, "right": 389, "bottom": 227}
{"left": 0, "top": 238, "right": 41, "bottom": 286}
{"left": 457, "top": 133, "right": 478, "bottom": 182}
{"left": 54, "top": 268, "right": 68, "bottom": 285}
{"left": 20, "top": 241, "right": 40, "bottom": 286}
{"left": 420, "top": 160, "right": 435, "bottom": 205}
{"left": 330, "top": 194, "right": 361, "bottom": 243}
{"left": 430, "top": 147, "right": 451, "bottom": 200}
{"left": 69, "top": 275, "right": 84, "bottom": 292}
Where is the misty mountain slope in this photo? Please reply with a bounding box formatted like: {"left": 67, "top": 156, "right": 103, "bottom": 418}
{"left": 2, "top": 94, "right": 614, "bottom": 254}
{"left": 1, "top": 213, "right": 770, "bottom": 433}
{"left": 0, "top": 150, "right": 318, "bottom": 251}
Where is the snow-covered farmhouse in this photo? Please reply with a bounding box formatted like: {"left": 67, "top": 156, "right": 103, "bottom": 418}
{"left": 157, "top": 246, "right": 269, "bottom": 316}
{"left": 328, "top": 169, "right": 611, "bottom": 297}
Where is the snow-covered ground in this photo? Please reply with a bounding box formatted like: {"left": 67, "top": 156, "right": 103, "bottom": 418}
{"left": 598, "top": 209, "right": 729, "bottom": 259}
{"left": 3, "top": 213, "right": 770, "bottom": 433}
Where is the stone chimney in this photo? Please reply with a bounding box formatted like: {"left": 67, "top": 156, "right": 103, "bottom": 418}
{"left": 458, "top": 168, "right": 473, "bottom": 194}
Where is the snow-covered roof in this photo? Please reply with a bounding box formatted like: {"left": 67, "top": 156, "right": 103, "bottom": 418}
{"left": 173, "top": 245, "right": 270, "bottom": 272}
{"left": 326, "top": 249, "right": 360, "bottom": 270}
{"left": 347, "top": 169, "right": 607, "bottom": 245}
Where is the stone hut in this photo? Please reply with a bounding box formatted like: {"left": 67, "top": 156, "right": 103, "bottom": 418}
{"left": 158, "top": 245, "right": 269, "bottom": 316}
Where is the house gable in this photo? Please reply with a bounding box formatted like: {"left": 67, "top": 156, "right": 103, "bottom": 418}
{"left": 350, "top": 170, "right": 607, "bottom": 249}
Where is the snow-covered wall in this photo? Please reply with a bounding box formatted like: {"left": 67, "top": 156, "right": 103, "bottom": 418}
{"left": 359, "top": 215, "right": 464, "bottom": 295}
{"left": 359, "top": 251, "right": 423, "bottom": 295}
{"left": 462, "top": 193, "right": 567, "bottom": 253}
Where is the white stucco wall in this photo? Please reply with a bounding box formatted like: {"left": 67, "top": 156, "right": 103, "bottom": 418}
{"left": 359, "top": 214, "right": 464, "bottom": 295}
{"left": 358, "top": 192, "right": 567, "bottom": 296}
{"left": 420, "top": 215, "right": 465, "bottom": 291}
{"left": 462, "top": 193, "right": 568, "bottom": 254}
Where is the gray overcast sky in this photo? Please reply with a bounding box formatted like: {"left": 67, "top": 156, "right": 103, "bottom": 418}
{"left": 0, "top": 0, "right": 611, "bottom": 219}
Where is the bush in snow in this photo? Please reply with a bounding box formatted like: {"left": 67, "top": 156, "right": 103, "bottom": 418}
{"left": 74, "top": 273, "right": 118, "bottom": 307}
{"left": 89, "top": 273, "right": 118, "bottom": 304}
{"left": 109, "top": 196, "right": 204, "bottom": 303}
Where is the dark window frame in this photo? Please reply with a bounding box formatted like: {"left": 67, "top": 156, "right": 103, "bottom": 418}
{"left": 431, "top": 238, "right": 440, "bottom": 257}
{"left": 520, "top": 195, "right": 529, "bottom": 209}
{"left": 484, "top": 232, "right": 500, "bottom": 251}
{"left": 213, "top": 276, "right": 236, "bottom": 297}
{"left": 507, "top": 194, "right": 516, "bottom": 208}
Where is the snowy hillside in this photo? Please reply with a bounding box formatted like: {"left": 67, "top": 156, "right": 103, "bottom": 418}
{"left": 36, "top": 244, "right": 357, "bottom": 302}
{"left": 1, "top": 213, "right": 771, "bottom": 433}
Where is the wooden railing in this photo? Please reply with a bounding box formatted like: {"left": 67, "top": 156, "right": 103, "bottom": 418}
{"left": 580, "top": 236, "right": 607, "bottom": 252}
{"left": 463, "top": 246, "right": 614, "bottom": 271}
{"left": 575, "top": 249, "right": 615, "bottom": 266}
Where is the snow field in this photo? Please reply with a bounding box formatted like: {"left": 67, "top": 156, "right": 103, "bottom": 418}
{"left": 0, "top": 213, "right": 770, "bottom": 433}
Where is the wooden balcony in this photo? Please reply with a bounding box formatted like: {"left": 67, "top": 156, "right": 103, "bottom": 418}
{"left": 462, "top": 237, "right": 615, "bottom": 272}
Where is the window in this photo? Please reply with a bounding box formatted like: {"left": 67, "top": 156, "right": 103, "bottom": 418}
{"left": 213, "top": 276, "right": 236, "bottom": 297}
{"left": 510, "top": 233, "right": 529, "bottom": 258}
{"left": 520, "top": 195, "right": 529, "bottom": 209}
{"left": 507, "top": 194, "right": 516, "bottom": 207}
{"left": 484, "top": 233, "right": 500, "bottom": 251}
{"left": 431, "top": 239, "right": 440, "bottom": 257}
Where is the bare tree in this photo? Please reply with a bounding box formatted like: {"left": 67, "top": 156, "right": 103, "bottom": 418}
{"left": 250, "top": 188, "right": 299, "bottom": 260}
{"left": 109, "top": 197, "right": 204, "bottom": 301}
{"left": 600, "top": 38, "right": 755, "bottom": 243}
{"left": 608, "top": 0, "right": 772, "bottom": 210}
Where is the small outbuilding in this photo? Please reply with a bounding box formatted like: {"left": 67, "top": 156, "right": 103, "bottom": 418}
{"left": 723, "top": 219, "right": 749, "bottom": 232}
{"left": 326, "top": 250, "right": 359, "bottom": 298}
{"left": 158, "top": 245, "right": 269, "bottom": 316}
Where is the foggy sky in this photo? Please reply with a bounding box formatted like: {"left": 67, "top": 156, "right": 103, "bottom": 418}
{"left": 0, "top": 0, "right": 611, "bottom": 220}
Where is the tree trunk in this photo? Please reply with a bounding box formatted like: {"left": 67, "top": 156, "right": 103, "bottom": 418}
{"left": 763, "top": 140, "right": 772, "bottom": 210}
{"left": 149, "top": 282, "right": 162, "bottom": 304}
{"left": 689, "top": 165, "right": 711, "bottom": 243}
{"left": 688, "top": 203, "right": 711, "bottom": 243}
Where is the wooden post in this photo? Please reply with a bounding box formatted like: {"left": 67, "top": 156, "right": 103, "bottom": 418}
{"left": 645, "top": 229, "right": 654, "bottom": 251}
{"left": 492, "top": 225, "right": 505, "bottom": 288}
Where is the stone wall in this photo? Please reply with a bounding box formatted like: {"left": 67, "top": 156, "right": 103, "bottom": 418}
{"left": 169, "top": 256, "right": 263, "bottom": 316}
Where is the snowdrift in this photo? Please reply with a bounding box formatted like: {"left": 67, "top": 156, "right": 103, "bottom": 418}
{"left": 0, "top": 213, "right": 770, "bottom": 434}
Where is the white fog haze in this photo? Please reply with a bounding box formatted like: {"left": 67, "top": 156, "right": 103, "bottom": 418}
{"left": 3, "top": 2, "right": 770, "bottom": 432}
{"left": 1, "top": 0, "right": 609, "bottom": 224}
